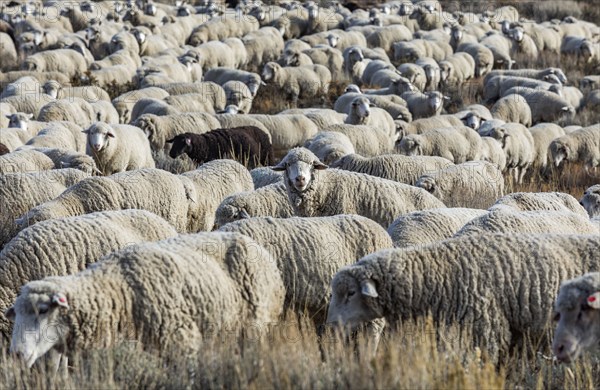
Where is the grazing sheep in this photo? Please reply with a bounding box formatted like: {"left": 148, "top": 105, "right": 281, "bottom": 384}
{"left": 272, "top": 147, "right": 445, "bottom": 228}
{"left": 479, "top": 32, "right": 514, "bottom": 70}
{"left": 219, "top": 215, "right": 394, "bottom": 325}
{"left": 261, "top": 62, "right": 331, "bottom": 105}
{"left": 387, "top": 208, "right": 487, "bottom": 248}
{"left": 483, "top": 67, "right": 568, "bottom": 85}
{"left": 90, "top": 100, "right": 119, "bottom": 124}
{"left": 509, "top": 26, "right": 539, "bottom": 59}
{"left": 330, "top": 153, "right": 453, "bottom": 185}
{"left": 112, "top": 87, "right": 170, "bottom": 124}
{"left": 549, "top": 125, "right": 600, "bottom": 170}
{"left": 484, "top": 75, "right": 561, "bottom": 104}
{"left": 23, "top": 122, "right": 87, "bottom": 153}
{"left": 304, "top": 131, "right": 356, "bottom": 165}
{"left": 580, "top": 185, "right": 600, "bottom": 218}
{"left": 396, "top": 115, "right": 464, "bottom": 138}
{"left": 0, "top": 209, "right": 178, "bottom": 340}
{"left": 18, "top": 162, "right": 253, "bottom": 234}
{"left": 397, "top": 126, "right": 482, "bottom": 164}
{"left": 167, "top": 126, "right": 273, "bottom": 169}
{"left": 0, "top": 149, "right": 55, "bottom": 174}
{"left": 334, "top": 89, "right": 411, "bottom": 122}
{"left": 28, "top": 148, "right": 98, "bottom": 175}
{"left": 42, "top": 81, "right": 110, "bottom": 103}
{"left": 204, "top": 68, "right": 264, "bottom": 97}
{"left": 438, "top": 52, "right": 475, "bottom": 87}
{"left": 497, "top": 87, "right": 574, "bottom": 123}
{"left": 22, "top": 49, "right": 87, "bottom": 79}
{"left": 6, "top": 232, "right": 284, "bottom": 367}
{"left": 490, "top": 192, "right": 589, "bottom": 217}
{"left": 326, "top": 233, "right": 599, "bottom": 362}
{"left": 366, "top": 25, "right": 412, "bottom": 55}
{"left": 133, "top": 113, "right": 221, "bottom": 152}
{"left": 490, "top": 94, "right": 532, "bottom": 126}
{"left": 393, "top": 39, "right": 452, "bottom": 63}
{"left": 552, "top": 272, "right": 600, "bottom": 363}
{"left": 400, "top": 91, "right": 445, "bottom": 119}
{"left": 560, "top": 86, "right": 585, "bottom": 111}
{"left": 396, "top": 63, "right": 426, "bottom": 91}
{"left": 485, "top": 123, "right": 535, "bottom": 184}
{"left": 0, "top": 169, "right": 89, "bottom": 250}
{"left": 479, "top": 137, "right": 507, "bottom": 172}
{"left": 415, "top": 161, "right": 504, "bottom": 209}
{"left": 222, "top": 80, "right": 253, "bottom": 114}
{"left": 84, "top": 122, "right": 155, "bottom": 176}
{"left": 322, "top": 124, "right": 396, "bottom": 157}
{"left": 456, "top": 42, "right": 494, "bottom": 77}
{"left": 529, "top": 123, "right": 566, "bottom": 175}
{"left": 37, "top": 98, "right": 97, "bottom": 127}
{"left": 215, "top": 182, "right": 294, "bottom": 228}
{"left": 129, "top": 98, "right": 180, "bottom": 123}
{"left": 455, "top": 209, "right": 599, "bottom": 237}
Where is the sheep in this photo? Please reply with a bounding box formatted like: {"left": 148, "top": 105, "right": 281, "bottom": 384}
{"left": 162, "top": 93, "right": 219, "bottom": 115}
{"left": 363, "top": 76, "right": 416, "bottom": 97}
{"left": 0, "top": 143, "right": 8, "bottom": 156}
{"left": 326, "top": 233, "right": 599, "bottom": 362}
{"left": 580, "top": 185, "right": 600, "bottom": 218}
{"left": 166, "top": 126, "right": 273, "bottom": 169}
{"left": 222, "top": 80, "right": 253, "bottom": 114}
{"left": 344, "top": 96, "right": 396, "bottom": 138}
{"left": 87, "top": 64, "right": 138, "bottom": 90}
{"left": 393, "top": 39, "right": 452, "bottom": 63}
{"left": 509, "top": 26, "right": 539, "bottom": 59}
{"left": 387, "top": 208, "right": 487, "bottom": 248}
{"left": 366, "top": 25, "right": 412, "bottom": 55}
{"left": 396, "top": 126, "right": 482, "bottom": 164}
{"left": 219, "top": 215, "right": 394, "bottom": 325}
{"left": 396, "top": 63, "right": 426, "bottom": 92}
{"left": 112, "top": 87, "right": 169, "bottom": 123}
{"left": 24, "top": 122, "right": 87, "bottom": 153}
{"left": 529, "top": 123, "right": 566, "bottom": 175}
{"left": 580, "top": 75, "right": 600, "bottom": 92}
{"left": 552, "top": 272, "right": 600, "bottom": 363}
{"left": 321, "top": 124, "right": 396, "bottom": 157}
{"left": 242, "top": 27, "right": 285, "bottom": 73}
{"left": 22, "top": 49, "right": 87, "bottom": 79}
{"left": 27, "top": 148, "right": 98, "bottom": 175}
{"left": 278, "top": 108, "right": 347, "bottom": 129}
{"left": 479, "top": 32, "right": 514, "bottom": 69}
{"left": 271, "top": 147, "right": 445, "bottom": 228}
{"left": 334, "top": 89, "right": 411, "bottom": 122}
{"left": 415, "top": 160, "right": 504, "bottom": 209}
{"left": 438, "top": 52, "right": 475, "bottom": 87}
{"left": 6, "top": 232, "right": 284, "bottom": 367}
{"left": 0, "top": 94, "right": 54, "bottom": 118}
{"left": 490, "top": 94, "right": 532, "bottom": 126}
{"left": 485, "top": 123, "right": 535, "bottom": 184}
{"left": 549, "top": 125, "right": 600, "bottom": 170}
{"left": 0, "top": 168, "right": 89, "bottom": 250}
{"left": 0, "top": 128, "right": 30, "bottom": 151}
{"left": 303, "top": 45, "right": 345, "bottom": 82}
{"left": 455, "top": 105, "right": 493, "bottom": 130}
{"left": 455, "top": 209, "right": 599, "bottom": 237}
{"left": 90, "top": 100, "right": 119, "bottom": 124}
{"left": 400, "top": 90, "right": 446, "bottom": 119}
{"left": 261, "top": 62, "right": 331, "bottom": 105}
{"left": 129, "top": 98, "right": 181, "bottom": 122}
{"left": 0, "top": 149, "right": 56, "bottom": 174}
{"left": 204, "top": 68, "right": 264, "bottom": 97}
{"left": 304, "top": 131, "right": 355, "bottom": 165}
{"left": 490, "top": 192, "right": 589, "bottom": 217}
{"left": 84, "top": 122, "right": 155, "bottom": 176}
{"left": 133, "top": 113, "right": 221, "bottom": 152}
{"left": 561, "top": 36, "right": 599, "bottom": 63}
{"left": 583, "top": 90, "right": 600, "bottom": 111}
{"left": 560, "top": 86, "right": 585, "bottom": 111}
{"left": 359, "top": 60, "right": 396, "bottom": 86}
{"left": 456, "top": 42, "right": 494, "bottom": 77}
{"left": 479, "top": 137, "right": 507, "bottom": 172}
{"left": 37, "top": 98, "right": 97, "bottom": 127}
{"left": 0, "top": 209, "right": 178, "bottom": 341}
{"left": 396, "top": 115, "right": 464, "bottom": 138}
{"left": 18, "top": 162, "right": 253, "bottom": 234}
{"left": 330, "top": 153, "right": 453, "bottom": 185}
{"left": 41, "top": 81, "right": 110, "bottom": 103}
{"left": 483, "top": 68, "right": 568, "bottom": 86}
{"left": 483, "top": 76, "right": 562, "bottom": 104}
{"left": 249, "top": 167, "right": 283, "bottom": 189}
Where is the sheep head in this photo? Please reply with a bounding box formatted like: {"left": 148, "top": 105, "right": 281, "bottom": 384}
{"left": 166, "top": 132, "right": 195, "bottom": 159}
{"left": 6, "top": 112, "right": 33, "bottom": 131}
{"left": 5, "top": 281, "right": 70, "bottom": 368}
{"left": 397, "top": 135, "right": 422, "bottom": 156}
{"left": 83, "top": 122, "right": 115, "bottom": 153}
{"left": 272, "top": 147, "right": 327, "bottom": 192}
{"left": 580, "top": 185, "right": 600, "bottom": 218}
{"left": 261, "top": 62, "right": 279, "bottom": 83}
{"left": 552, "top": 272, "right": 600, "bottom": 363}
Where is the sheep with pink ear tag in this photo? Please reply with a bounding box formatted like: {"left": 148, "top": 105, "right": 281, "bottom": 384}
{"left": 552, "top": 272, "right": 600, "bottom": 363}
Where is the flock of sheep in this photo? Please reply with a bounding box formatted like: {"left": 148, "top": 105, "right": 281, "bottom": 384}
{"left": 0, "top": 0, "right": 599, "bottom": 376}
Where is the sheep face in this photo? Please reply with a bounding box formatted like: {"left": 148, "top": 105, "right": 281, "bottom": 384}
{"left": 5, "top": 282, "right": 70, "bottom": 368}
{"left": 580, "top": 185, "right": 600, "bottom": 218}
{"left": 327, "top": 34, "right": 338, "bottom": 48}
{"left": 166, "top": 134, "right": 193, "bottom": 159}
{"left": 7, "top": 113, "right": 32, "bottom": 131}
{"left": 84, "top": 123, "right": 115, "bottom": 152}
{"left": 350, "top": 97, "right": 370, "bottom": 121}
{"left": 439, "top": 62, "right": 452, "bottom": 83}
{"left": 451, "top": 26, "right": 463, "bottom": 42}
{"left": 415, "top": 176, "right": 438, "bottom": 197}
{"left": 344, "top": 84, "right": 361, "bottom": 94}
{"left": 261, "top": 63, "right": 278, "bottom": 82}
{"left": 326, "top": 271, "right": 381, "bottom": 330}
{"left": 427, "top": 92, "right": 443, "bottom": 111}
{"left": 550, "top": 140, "right": 571, "bottom": 167}
{"left": 272, "top": 148, "right": 327, "bottom": 192}
{"left": 42, "top": 81, "right": 61, "bottom": 99}
{"left": 347, "top": 47, "right": 364, "bottom": 64}
{"left": 463, "top": 113, "right": 482, "bottom": 130}
{"left": 397, "top": 136, "right": 421, "bottom": 156}
{"left": 552, "top": 273, "right": 600, "bottom": 363}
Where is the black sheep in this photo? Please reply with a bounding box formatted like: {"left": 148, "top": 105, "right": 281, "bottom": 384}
{"left": 0, "top": 143, "right": 9, "bottom": 156}
{"left": 166, "top": 126, "right": 273, "bottom": 169}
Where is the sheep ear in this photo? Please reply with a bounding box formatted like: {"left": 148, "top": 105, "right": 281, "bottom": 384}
{"left": 587, "top": 292, "right": 600, "bottom": 309}
{"left": 27, "top": 113, "right": 33, "bottom": 119}
{"left": 271, "top": 161, "right": 287, "bottom": 171}
{"left": 185, "top": 137, "right": 192, "bottom": 146}
{"left": 238, "top": 209, "right": 250, "bottom": 219}
{"left": 52, "top": 293, "right": 69, "bottom": 309}
{"left": 313, "top": 161, "right": 328, "bottom": 170}
{"left": 360, "top": 279, "right": 378, "bottom": 298}
{"left": 5, "top": 306, "right": 15, "bottom": 321}
{"left": 165, "top": 138, "right": 175, "bottom": 143}
{"left": 5, "top": 115, "right": 11, "bottom": 119}
{"left": 82, "top": 130, "right": 90, "bottom": 134}
{"left": 107, "top": 131, "right": 115, "bottom": 138}
{"left": 561, "top": 106, "right": 570, "bottom": 111}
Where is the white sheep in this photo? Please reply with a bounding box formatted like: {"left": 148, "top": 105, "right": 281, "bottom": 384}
{"left": 479, "top": 136, "right": 507, "bottom": 172}
{"left": 393, "top": 39, "right": 452, "bottom": 63}
{"left": 330, "top": 153, "right": 453, "bottom": 185}
{"left": 6, "top": 232, "right": 284, "bottom": 367}
{"left": 552, "top": 272, "right": 600, "bottom": 363}
{"left": 387, "top": 208, "right": 487, "bottom": 248}
{"left": 400, "top": 90, "right": 446, "bottom": 119}
{"left": 415, "top": 160, "right": 504, "bottom": 209}
{"left": 84, "top": 122, "right": 155, "bottom": 176}
{"left": 396, "top": 115, "right": 464, "bottom": 138}
{"left": 222, "top": 80, "right": 253, "bottom": 114}
{"left": 0, "top": 209, "right": 178, "bottom": 340}
{"left": 322, "top": 123, "right": 396, "bottom": 157}
{"left": 272, "top": 147, "right": 445, "bottom": 228}
{"left": 261, "top": 62, "right": 331, "bottom": 105}
{"left": 397, "top": 126, "right": 482, "bottom": 164}
{"left": 22, "top": 49, "right": 87, "bottom": 79}
{"left": 438, "top": 52, "right": 475, "bottom": 87}
{"left": 304, "top": 131, "right": 356, "bottom": 165}
{"left": 37, "top": 98, "right": 97, "bottom": 128}
{"left": 580, "top": 185, "right": 600, "bottom": 218}
{"left": 366, "top": 25, "right": 412, "bottom": 56}
{"left": 219, "top": 215, "right": 394, "bottom": 325}
{"left": 344, "top": 96, "right": 396, "bottom": 138}
{"left": 529, "top": 123, "right": 566, "bottom": 175}
{"left": 502, "top": 86, "right": 575, "bottom": 124}
{"left": 490, "top": 94, "right": 532, "bottom": 127}
{"left": 204, "top": 67, "right": 264, "bottom": 97}
{"left": 484, "top": 123, "right": 535, "bottom": 184}
{"left": 334, "top": 88, "right": 411, "bottom": 122}
{"left": 549, "top": 125, "right": 600, "bottom": 170}
{"left": 326, "top": 233, "right": 599, "bottom": 362}
{"left": 111, "top": 87, "right": 170, "bottom": 124}
{"left": 456, "top": 42, "right": 494, "bottom": 77}
{"left": 490, "top": 192, "right": 589, "bottom": 217}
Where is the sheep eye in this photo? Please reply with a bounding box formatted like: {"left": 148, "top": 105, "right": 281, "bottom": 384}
{"left": 348, "top": 290, "right": 355, "bottom": 297}
{"left": 553, "top": 312, "right": 560, "bottom": 322}
{"left": 38, "top": 306, "right": 49, "bottom": 315}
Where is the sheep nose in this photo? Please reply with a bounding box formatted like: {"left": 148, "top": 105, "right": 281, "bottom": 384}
{"left": 553, "top": 340, "right": 575, "bottom": 362}
{"left": 295, "top": 176, "right": 306, "bottom": 186}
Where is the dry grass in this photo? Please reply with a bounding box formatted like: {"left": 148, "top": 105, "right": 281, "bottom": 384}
{"left": 0, "top": 316, "right": 597, "bottom": 389}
